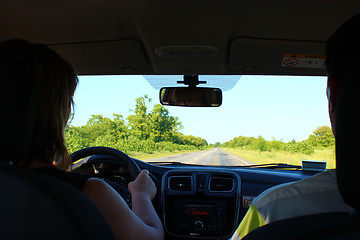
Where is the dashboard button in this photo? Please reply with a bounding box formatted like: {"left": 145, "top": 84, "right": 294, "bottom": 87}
{"left": 194, "top": 221, "right": 204, "bottom": 231}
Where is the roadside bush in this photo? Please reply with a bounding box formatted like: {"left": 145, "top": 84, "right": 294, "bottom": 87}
{"left": 248, "top": 136, "right": 268, "bottom": 151}
{"left": 155, "top": 141, "right": 196, "bottom": 152}
{"left": 115, "top": 139, "right": 156, "bottom": 153}
{"left": 284, "top": 140, "right": 314, "bottom": 155}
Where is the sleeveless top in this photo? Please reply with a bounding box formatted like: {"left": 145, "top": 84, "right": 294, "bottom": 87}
{"left": 34, "top": 165, "right": 89, "bottom": 190}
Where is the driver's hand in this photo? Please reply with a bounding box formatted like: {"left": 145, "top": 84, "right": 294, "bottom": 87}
{"left": 128, "top": 170, "right": 157, "bottom": 200}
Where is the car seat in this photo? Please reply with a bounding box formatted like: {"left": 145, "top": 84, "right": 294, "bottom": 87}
{"left": 0, "top": 51, "right": 115, "bottom": 239}
{"left": 242, "top": 80, "right": 360, "bottom": 240}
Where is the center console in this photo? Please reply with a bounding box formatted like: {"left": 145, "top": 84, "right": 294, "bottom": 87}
{"left": 162, "top": 170, "right": 241, "bottom": 239}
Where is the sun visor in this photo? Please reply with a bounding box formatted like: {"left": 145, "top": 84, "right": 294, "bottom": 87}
{"left": 50, "top": 40, "right": 148, "bottom": 75}
{"left": 228, "top": 38, "right": 327, "bottom": 76}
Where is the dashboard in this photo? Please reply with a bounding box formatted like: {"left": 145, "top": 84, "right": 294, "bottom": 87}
{"left": 72, "top": 154, "right": 315, "bottom": 240}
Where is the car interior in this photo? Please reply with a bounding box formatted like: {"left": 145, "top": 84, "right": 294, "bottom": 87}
{"left": 1, "top": 0, "right": 360, "bottom": 239}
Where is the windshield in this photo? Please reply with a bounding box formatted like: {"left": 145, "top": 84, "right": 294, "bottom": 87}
{"left": 66, "top": 75, "right": 334, "bottom": 169}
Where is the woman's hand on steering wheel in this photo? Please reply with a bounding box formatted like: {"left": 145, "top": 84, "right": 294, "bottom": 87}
{"left": 128, "top": 170, "right": 157, "bottom": 201}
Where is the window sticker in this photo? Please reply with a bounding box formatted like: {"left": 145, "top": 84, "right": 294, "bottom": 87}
{"left": 281, "top": 54, "right": 326, "bottom": 69}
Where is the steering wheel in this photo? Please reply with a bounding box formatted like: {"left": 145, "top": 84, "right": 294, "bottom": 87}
{"left": 70, "top": 146, "right": 141, "bottom": 181}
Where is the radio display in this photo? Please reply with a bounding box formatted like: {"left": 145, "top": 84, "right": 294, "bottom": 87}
{"left": 185, "top": 205, "right": 214, "bottom": 217}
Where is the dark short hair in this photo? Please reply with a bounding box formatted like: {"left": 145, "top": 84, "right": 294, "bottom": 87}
{"left": 326, "top": 14, "right": 360, "bottom": 85}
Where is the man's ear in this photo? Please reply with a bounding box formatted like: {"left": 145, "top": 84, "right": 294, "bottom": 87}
{"left": 328, "top": 75, "right": 340, "bottom": 113}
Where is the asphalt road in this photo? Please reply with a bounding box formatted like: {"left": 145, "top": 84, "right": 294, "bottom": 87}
{"left": 145, "top": 148, "right": 255, "bottom": 166}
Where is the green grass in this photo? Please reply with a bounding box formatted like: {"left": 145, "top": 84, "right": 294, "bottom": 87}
{"left": 223, "top": 148, "right": 336, "bottom": 169}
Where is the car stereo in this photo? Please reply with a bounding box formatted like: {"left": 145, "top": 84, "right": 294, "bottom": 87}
{"left": 162, "top": 171, "right": 241, "bottom": 239}
{"left": 167, "top": 199, "right": 229, "bottom": 237}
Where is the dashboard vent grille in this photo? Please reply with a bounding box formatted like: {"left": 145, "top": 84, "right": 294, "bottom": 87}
{"left": 169, "top": 176, "right": 192, "bottom": 191}
{"left": 209, "top": 177, "right": 234, "bottom": 192}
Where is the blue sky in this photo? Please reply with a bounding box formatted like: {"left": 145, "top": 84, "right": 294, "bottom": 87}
{"left": 71, "top": 75, "right": 330, "bottom": 144}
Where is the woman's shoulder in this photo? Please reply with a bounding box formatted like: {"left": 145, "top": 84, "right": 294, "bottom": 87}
{"left": 34, "top": 166, "right": 90, "bottom": 190}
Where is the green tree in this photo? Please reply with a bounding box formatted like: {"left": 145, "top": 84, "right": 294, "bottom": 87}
{"left": 65, "top": 95, "right": 207, "bottom": 154}
{"left": 113, "top": 113, "right": 128, "bottom": 140}
{"left": 127, "top": 95, "right": 183, "bottom": 143}
{"left": 285, "top": 140, "right": 314, "bottom": 155}
{"left": 176, "top": 133, "right": 208, "bottom": 147}
{"left": 127, "top": 96, "right": 152, "bottom": 140}
{"left": 221, "top": 136, "right": 255, "bottom": 148}
{"left": 95, "top": 131, "right": 118, "bottom": 149}
{"left": 250, "top": 136, "right": 268, "bottom": 151}
{"left": 65, "top": 126, "right": 86, "bottom": 153}
{"left": 214, "top": 142, "right": 221, "bottom": 147}
{"left": 82, "top": 115, "right": 118, "bottom": 146}
{"left": 308, "top": 126, "right": 335, "bottom": 148}
{"left": 148, "top": 104, "right": 182, "bottom": 142}
{"left": 268, "top": 138, "right": 286, "bottom": 151}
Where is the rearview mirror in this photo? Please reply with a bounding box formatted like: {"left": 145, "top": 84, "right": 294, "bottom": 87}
{"left": 160, "top": 87, "right": 222, "bottom": 107}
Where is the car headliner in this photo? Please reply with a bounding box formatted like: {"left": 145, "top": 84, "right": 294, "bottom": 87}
{"left": 0, "top": 0, "right": 359, "bottom": 76}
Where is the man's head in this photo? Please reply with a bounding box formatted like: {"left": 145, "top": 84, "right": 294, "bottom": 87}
{"left": 326, "top": 13, "right": 360, "bottom": 210}
{"left": 326, "top": 13, "right": 360, "bottom": 136}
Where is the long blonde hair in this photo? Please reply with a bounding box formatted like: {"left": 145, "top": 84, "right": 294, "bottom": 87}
{"left": 0, "top": 39, "right": 78, "bottom": 170}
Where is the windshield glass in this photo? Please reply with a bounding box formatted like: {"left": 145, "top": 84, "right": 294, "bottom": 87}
{"left": 66, "top": 75, "right": 335, "bottom": 169}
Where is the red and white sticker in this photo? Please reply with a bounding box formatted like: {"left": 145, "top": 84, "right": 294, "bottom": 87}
{"left": 242, "top": 196, "right": 256, "bottom": 208}
{"left": 281, "top": 54, "right": 326, "bottom": 69}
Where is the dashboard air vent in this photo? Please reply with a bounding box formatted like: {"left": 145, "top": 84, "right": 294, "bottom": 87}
{"left": 169, "top": 176, "right": 192, "bottom": 191}
{"left": 209, "top": 177, "right": 234, "bottom": 192}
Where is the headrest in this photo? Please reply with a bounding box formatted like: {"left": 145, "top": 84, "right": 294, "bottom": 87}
{"left": 0, "top": 54, "right": 37, "bottom": 162}
{"left": 335, "top": 79, "right": 360, "bottom": 211}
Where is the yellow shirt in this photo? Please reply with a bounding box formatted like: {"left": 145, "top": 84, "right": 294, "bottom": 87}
{"left": 231, "top": 204, "right": 265, "bottom": 239}
{"left": 231, "top": 170, "right": 352, "bottom": 239}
